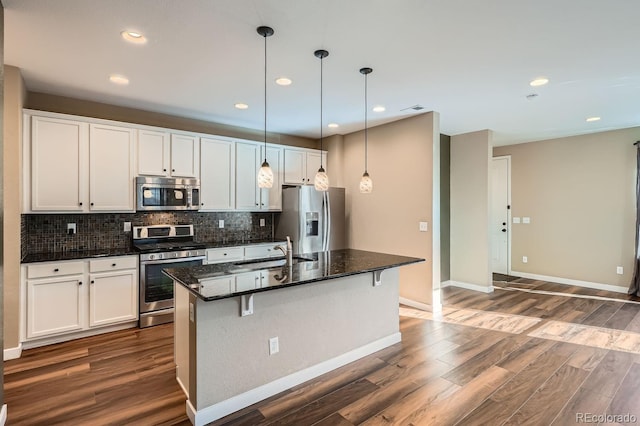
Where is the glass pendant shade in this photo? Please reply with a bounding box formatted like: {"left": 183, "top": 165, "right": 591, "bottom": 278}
{"left": 314, "top": 166, "right": 329, "bottom": 191}
{"left": 359, "top": 172, "right": 373, "bottom": 194}
{"left": 258, "top": 160, "right": 274, "bottom": 188}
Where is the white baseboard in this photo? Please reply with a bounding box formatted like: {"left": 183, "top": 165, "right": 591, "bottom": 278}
{"left": 4, "top": 343, "right": 22, "bottom": 361}
{"left": 442, "top": 280, "right": 494, "bottom": 294}
{"left": 21, "top": 321, "right": 138, "bottom": 351}
{"left": 399, "top": 297, "right": 433, "bottom": 312}
{"left": 510, "top": 271, "right": 628, "bottom": 294}
{"left": 188, "top": 332, "right": 402, "bottom": 426}
{"left": 0, "top": 404, "right": 6, "bottom": 426}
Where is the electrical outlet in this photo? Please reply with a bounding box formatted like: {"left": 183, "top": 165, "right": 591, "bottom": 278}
{"left": 419, "top": 222, "right": 428, "bottom": 232}
{"left": 123, "top": 221, "right": 132, "bottom": 232}
{"left": 269, "top": 337, "right": 279, "bottom": 355}
{"left": 522, "top": 256, "right": 528, "bottom": 264}
{"left": 67, "top": 223, "right": 76, "bottom": 235}
{"left": 617, "top": 266, "right": 624, "bottom": 275}
{"left": 218, "top": 220, "right": 224, "bottom": 228}
{"left": 260, "top": 218, "right": 266, "bottom": 227}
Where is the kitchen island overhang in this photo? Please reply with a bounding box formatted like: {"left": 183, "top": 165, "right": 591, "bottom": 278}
{"left": 166, "top": 249, "right": 424, "bottom": 426}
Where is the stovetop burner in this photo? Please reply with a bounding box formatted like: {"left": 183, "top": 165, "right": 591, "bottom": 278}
{"left": 132, "top": 224, "right": 207, "bottom": 256}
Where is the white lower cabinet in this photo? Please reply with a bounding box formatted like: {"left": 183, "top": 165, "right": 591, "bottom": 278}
{"left": 204, "top": 242, "right": 286, "bottom": 265}
{"left": 89, "top": 270, "right": 138, "bottom": 327}
{"left": 22, "top": 255, "right": 139, "bottom": 343}
{"left": 27, "top": 274, "right": 84, "bottom": 339}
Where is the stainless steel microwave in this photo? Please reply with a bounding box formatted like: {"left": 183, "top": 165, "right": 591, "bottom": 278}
{"left": 135, "top": 177, "right": 200, "bottom": 211}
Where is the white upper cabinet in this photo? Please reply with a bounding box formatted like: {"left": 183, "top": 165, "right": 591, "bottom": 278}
{"left": 89, "top": 124, "right": 135, "bottom": 211}
{"left": 137, "top": 131, "right": 199, "bottom": 178}
{"left": 200, "top": 137, "right": 235, "bottom": 211}
{"left": 30, "top": 116, "right": 88, "bottom": 211}
{"left": 235, "top": 142, "right": 261, "bottom": 210}
{"left": 137, "top": 129, "right": 170, "bottom": 176}
{"left": 170, "top": 133, "right": 200, "bottom": 178}
{"left": 235, "top": 141, "right": 282, "bottom": 211}
{"left": 283, "top": 147, "right": 326, "bottom": 185}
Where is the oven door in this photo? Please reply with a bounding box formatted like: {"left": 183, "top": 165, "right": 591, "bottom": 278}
{"left": 139, "top": 256, "right": 205, "bottom": 314}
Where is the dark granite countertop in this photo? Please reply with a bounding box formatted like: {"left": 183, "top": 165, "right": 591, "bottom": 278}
{"left": 21, "top": 248, "right": 139, "bottom": 263}
{"left": 164, "top": 248, "right": 425, "bottom": 302}
{"left": 21, "top": 239, "right": 287, "bottom": 264}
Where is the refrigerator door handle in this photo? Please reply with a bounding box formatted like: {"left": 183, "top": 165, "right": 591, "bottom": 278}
{"left": 323, "top": 191, "right": 331, "bottom": 251}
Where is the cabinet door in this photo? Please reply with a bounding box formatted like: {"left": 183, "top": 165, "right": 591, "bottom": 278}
{"left": 200, "top": 138, "right": 235, "bottom": 210}
{"left": 89, "top": 124, "right": 136, "bottom": 211}
{"left": 137, "top": 129, "right": 170, "bottom": 176}
{"left": 235, "top": 142, "right": 260, "bottom": 210}
{"left": 30, "top": 116, "right": 88, "bottom": 211}
{"left": 27, "top": 276, "right": 84, "bottom": 339}
{"left": 306, "top": 152, "right": 323, "bottom": 183}
{"left": 171, "top": 134, "right": 200, "bottom": 178}
{"left": 89, "top": 270, "right": 138, "bottom": 327}
{"left": 261, "top": 146, "right": 282, "bottom": 210}
{"left": 235, "top": 272, "right": 260, "bottom": 292}
{"left": 283, "top": 149, "right": 306, "bottom": 185}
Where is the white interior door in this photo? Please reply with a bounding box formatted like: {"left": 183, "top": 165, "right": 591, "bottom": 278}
{"left": 491, "top": 157, "right": 510, "bottom": 274}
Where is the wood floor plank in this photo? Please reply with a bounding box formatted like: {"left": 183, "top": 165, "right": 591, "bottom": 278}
{"left": 503, "top": 364, "right": 590, "bottom": 425}
{"left": 581, "top": 302, "right": 622, "bottom": 327}
{"left": 607, "top": 361, "right": 640, "bottom": 420}
{"left": 551, "top": 387, "right": 612, "bottom": 426}
{"left": 604, "top": 303, "right": 640, "bottom": 330}
{"left": 267, "top": 378, "right": 378, "bottom": 426}
{"left": 581, "top": 350, "right": 636, "bottom": 398}
{"left": 459, "top": 342, "right": 576, "bottom": 425}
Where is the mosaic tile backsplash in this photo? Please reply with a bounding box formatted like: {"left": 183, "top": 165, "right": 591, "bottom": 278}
{"left": 22, "top": 212, "right": 275, "bottom": 255}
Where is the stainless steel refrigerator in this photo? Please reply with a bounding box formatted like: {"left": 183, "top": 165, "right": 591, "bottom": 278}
{"left": 275, "top": 186, "right": 346, "bottom": 254}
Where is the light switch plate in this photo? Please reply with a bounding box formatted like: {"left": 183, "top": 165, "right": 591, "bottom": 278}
{"left": 123, "top": 221, "right": 131, "bottom": 232}
{"left": 513, "top": 217, "right": 521, "bottom": 224}
{"left": 218, "top": 220, "right": 224, "bottom": 228}
{"left": 523, "top": 217, "right": 531, "bottom": 224}
{"left": 269, "top": 337, "right": 279, "bottom": 355}
{"left": 419, "top": 222, "right": 428, "bottom": 232}
{"left": 260, "top": 218, "right": 266, "bottom": 227}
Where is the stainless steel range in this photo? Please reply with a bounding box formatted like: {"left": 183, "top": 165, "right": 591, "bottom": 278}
{"left": 133, "top": 224, "right": 206, "bottom": 328}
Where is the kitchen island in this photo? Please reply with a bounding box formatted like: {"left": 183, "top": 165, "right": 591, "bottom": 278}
{"left": 164, "top": 249, "right": 424, "bottom": 426}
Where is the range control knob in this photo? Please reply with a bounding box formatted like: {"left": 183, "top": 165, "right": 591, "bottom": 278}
{"left": 149, "top": 254, "right": 156, "bottom": 261}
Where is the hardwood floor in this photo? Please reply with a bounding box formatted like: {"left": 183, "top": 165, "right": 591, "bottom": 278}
{"left": 6, "top": 279, "right": 640, "bottom": 425}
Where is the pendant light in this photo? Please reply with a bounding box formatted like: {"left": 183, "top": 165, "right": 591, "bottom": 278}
{"left": 257, "top": 26, "right": 274, "bottom": 189}
{"left": 359, "top": 67, "right": 373, "bottom": 193}
{"left": 314, "top": 49, "right": 330, "bottom": 191}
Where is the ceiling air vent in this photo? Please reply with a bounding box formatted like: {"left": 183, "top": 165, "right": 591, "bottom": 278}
{"left": 401, "top": 104, "right": 425, "bottom": 111}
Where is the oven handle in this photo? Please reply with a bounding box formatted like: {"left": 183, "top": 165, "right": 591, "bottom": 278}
{"left": 140, "top": 256, "right": 205, "bottom": 265}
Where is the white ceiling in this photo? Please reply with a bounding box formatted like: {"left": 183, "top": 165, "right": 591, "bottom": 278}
{"left": 4, "top": 0, "right": 640, "bottom": 146}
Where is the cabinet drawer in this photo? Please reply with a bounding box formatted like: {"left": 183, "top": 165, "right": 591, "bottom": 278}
{"left": 89, "top": 256, "right": 138, "bottom": 273}
{"left": 245, "top": 243, "right": 285, "bottom": 260}
{"left": 206, "top": 247, "right": 244, "bottom": 263}
{"left": 27, "top": 261, "right": 84, "bottom": 279}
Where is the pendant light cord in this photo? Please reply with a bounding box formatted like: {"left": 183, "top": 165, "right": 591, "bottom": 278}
{"left": 320, "top": 55, "right": 324, "bottom": 167}
{"left": 263, "top": 33, "right": 268, "bottom": 161}
{"left": 364, "top": 72, "right": 368, "bottom": 173}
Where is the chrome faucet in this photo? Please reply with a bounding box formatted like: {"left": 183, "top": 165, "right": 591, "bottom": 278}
{"left": 274, "top": 236, "right": 293, "bottom": 266}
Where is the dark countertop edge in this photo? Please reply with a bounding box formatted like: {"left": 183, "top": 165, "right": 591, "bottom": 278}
{"left": 167, "top": 256, "right": 424, "bottom": 302}
{"left": 21, "top": 238, "right": 288, "bottom": 264}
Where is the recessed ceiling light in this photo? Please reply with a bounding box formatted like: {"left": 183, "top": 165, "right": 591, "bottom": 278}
{"left": 275, "top": 77, "right": 292, "bottom": 86}
{"left": 235, "top": 103, "right": 249, "bottom": 110}
{"left": 372, "top": 105, "right": 386, "bottom": 112}
{"left": 586, "top": 116, "right": 601, "bottom": 122}
{"left": 109, "top": 74, "right": 129, "bottom": 85}
{"left": 328, "top": 123, "right": 339, "bottom": 128}
{"left": 121, "top": 30, "right": 147, "bottom": 44}
{"left": 530, "top": 77, "right": 549, "bottom": 87}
